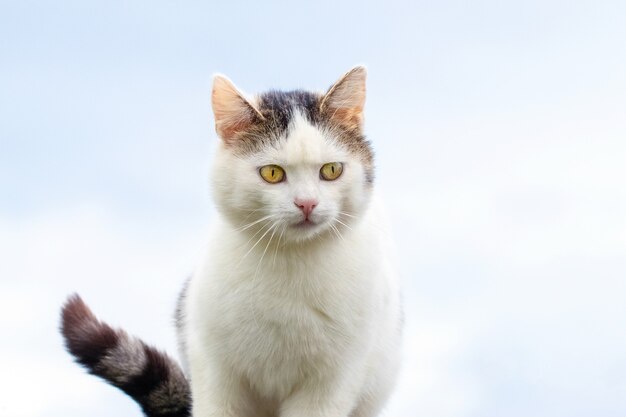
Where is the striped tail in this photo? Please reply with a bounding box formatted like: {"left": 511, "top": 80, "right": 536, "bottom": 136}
{"left": 60, "top": 294, "right": 191, "bottom": 417}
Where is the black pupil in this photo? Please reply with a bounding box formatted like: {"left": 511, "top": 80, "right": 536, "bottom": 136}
{"left": 271, "top": 168, "right": 275, "bottom": 177}
{"left": 331, "top": 165, "right": 335, "bottom": 173}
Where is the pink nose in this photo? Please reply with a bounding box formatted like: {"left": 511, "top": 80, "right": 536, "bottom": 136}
{"left": 294, "top": 198, "right": 318, "bottom": 219}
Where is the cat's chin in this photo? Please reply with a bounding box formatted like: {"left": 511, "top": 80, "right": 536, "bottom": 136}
{"left": 286, "top": 219, "right": 331, "bottom": 242}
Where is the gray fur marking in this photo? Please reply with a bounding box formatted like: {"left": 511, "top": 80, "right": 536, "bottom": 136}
{"left": 97, "top": 334, "right": 147, "bottom": 384}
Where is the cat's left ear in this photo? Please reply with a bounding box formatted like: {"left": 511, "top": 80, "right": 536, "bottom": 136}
{"left": 212, "top": 74, "right": 265, "bottom": 143}
{"left": 320, "top": 66, "right": 367, "bottom": 130}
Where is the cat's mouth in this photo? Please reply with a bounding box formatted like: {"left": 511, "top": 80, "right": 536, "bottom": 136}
{"left": 291, "top": 219, "right": 318, "bottom": 229}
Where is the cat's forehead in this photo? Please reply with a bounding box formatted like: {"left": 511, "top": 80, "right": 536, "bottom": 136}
{"left": 233, "top": 89, "right": 375, "bottom": 183}
{"left": 271, "top": 112, "right": 343, "bottom": 164}
{"left": 230, "top": 90, "right": 320, "bottom": 156}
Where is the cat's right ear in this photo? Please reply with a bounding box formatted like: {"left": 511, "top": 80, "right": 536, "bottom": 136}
{"left": 211, "top": 75, "right": 264, "bottom": 143}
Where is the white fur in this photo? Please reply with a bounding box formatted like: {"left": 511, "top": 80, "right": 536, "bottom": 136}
{"left": 182, "top": 114, "right": 402, "bottom": 417}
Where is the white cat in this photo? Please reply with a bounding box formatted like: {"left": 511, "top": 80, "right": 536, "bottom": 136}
{"left": 182, "top": 66, "right": 402, "bottom": 417}
{"left": 61, "top": 67, "right": 402, "bottom": 417}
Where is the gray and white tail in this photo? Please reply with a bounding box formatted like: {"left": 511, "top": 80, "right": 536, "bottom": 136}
{"left": 60, "top": 294, "right": 191, "bottom": 417}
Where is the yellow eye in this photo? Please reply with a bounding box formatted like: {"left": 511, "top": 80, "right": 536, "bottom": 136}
{"left": 259, "top": 165, "right": 285, "bottom": 184}
{"left": 320, "top": 162, "right": 343, "bottom": 181}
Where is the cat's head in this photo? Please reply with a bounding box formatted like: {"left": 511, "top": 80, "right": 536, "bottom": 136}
{"left": 210, "top": 66, "right": 374, "bottom": 244}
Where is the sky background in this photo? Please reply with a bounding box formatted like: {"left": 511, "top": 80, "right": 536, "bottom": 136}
{"left": 1, "top": 1, "right": 626, "bottom": 416}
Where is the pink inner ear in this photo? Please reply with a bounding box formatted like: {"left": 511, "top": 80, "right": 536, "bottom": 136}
{"left": 214, "top": 102, "right": 255, "bottom": 143}
{"left": 212, "top": 75, "right": 262, "bottom": 143}
{"left": 322, "top": 67, "right": 366, "bottom": 130}
{"left": 326, "top": 107, "right": 364, "bottom": 130}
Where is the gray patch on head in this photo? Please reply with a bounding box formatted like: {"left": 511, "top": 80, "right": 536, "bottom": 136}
{"left": 231, "top": 89, "right": 376, "bottom": 184}
{"left": 97, "top": 334, "right": 147, "bottom": 384}
{"left": 232, "top": 90, "right": 322, "bottom": 156}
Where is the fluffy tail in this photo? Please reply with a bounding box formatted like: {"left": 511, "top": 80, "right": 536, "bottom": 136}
{"left": 60, "top": 294, "right": 191, "bottom": 417}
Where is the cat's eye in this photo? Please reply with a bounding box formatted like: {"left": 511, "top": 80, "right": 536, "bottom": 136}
{"left": 320, "top": 162, "right": 343, "bottom": 181}
{"left": 259, "top": 165, "right": 285, "bottom": 184}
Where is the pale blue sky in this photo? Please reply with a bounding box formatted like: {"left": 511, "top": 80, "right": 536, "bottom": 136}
{"left": 1, "top": 1, "right": 626, "bottom": 416}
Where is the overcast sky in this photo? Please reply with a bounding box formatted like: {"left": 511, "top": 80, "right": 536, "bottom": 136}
{"left": 1, "top": 1, "right": 626, "bottom": 416}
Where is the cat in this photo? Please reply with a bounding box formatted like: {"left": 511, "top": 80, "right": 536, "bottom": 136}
{"left": 61, "top": 66, "right": 403, "bottom": 417}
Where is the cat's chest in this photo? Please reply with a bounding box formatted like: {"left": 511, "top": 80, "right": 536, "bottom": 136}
{"left": 206, "top": 255, "right": 370, "bottom": 367}
{"left": 216, "top": 273, "right": 361, "bottom": 396}
{"left": 192, "top": 226, "right": 382, "bottom": 397}
{"left": 218, "top": 240, "right": 369, "bottom": 315}
{"left": 220, "top": 261, "right": 360, "bottom": 332}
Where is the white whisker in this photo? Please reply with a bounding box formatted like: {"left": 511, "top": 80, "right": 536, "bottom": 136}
{"left": 235, "top": 208, "right": 264, "bottom": 228}
{"left": 242, "top": 221, "right": 277, "bottom": 260}
{"left": 329, "top": 223, "right": 345, "bottom": 242}
{"left": 234, "top": 214, "right": 278, "bottom": 232}
{"left": 273, "top": 225, "right": 286, "bottom": 267}
{"left": 334, "top": 218, "right": 353, "bottom": 231}
{"left": 338, "top": 211, "right": 357, "bottom": 219}
{"left": 253, "top": 222, "right": 279, "bottom": 280}
{"left": 226, "top": 220, "right": 275, "bottom": 277}
{"left": 241, "top": 219, "right": 273, "bottom": 247}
